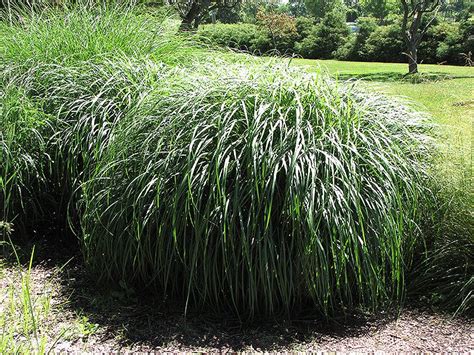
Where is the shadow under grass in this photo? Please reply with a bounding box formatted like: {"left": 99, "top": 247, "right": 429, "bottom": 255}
{"left": 2, "top": 236, "right": 473, "bottom": 351}
{"left": 60, "top": 258, "right": 396, "bottom": 350}
{"left": 2, "top": 237, "right": 398, "bottom": 351}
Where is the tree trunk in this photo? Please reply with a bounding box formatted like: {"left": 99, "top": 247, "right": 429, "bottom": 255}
{"left": 193, "top": 16, "right": 201, "bottom": 29}
{"left": 179, "top": 0, "right": 201, "bottom": 31}
{"left": 179, "top": 19, "right": 194, "bottom": 31}
{"left": 408, "top": 42, "right": 418, "bottom": 74}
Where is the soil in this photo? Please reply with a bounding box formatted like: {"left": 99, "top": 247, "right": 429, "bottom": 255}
{"left": 1, "top": 240, "right": 473, "bottom": 352}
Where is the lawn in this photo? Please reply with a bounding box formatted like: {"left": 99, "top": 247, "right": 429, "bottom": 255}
{"left": 293, "top": 58, "right": 474, "bottom": 77}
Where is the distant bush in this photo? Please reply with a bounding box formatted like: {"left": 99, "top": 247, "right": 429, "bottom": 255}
{"left": 417, "top": 17, "right": 474, "bottom": 65}
{"left": 335, "top": 16, "right": 378, "bottom": 61}
{"left": 363, "top": 21, "right": 404, "bottom": 62}
{"left": 199, "top": 13, "right": 472, "bottom": 65}
{"left": 197, "top": 23, "right": 271, "bottom": 53}
{"left": 295, "top": 8, "right": 349, "bottom": 59}
{"left": 198, "top": 14, "right": 299, "bottom": 55}
{"left": 446, "top": 17, "right": 474, "bottom": 64}
{"left": 295, "top": 16, "right": 315, "bottom": 40}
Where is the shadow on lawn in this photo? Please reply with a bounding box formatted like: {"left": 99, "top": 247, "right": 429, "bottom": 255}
{"left": 333, "top": 71, "right": 474, "bottom": 83}
{"left": 4, "top": 238, "right": 396, "bottom": 351}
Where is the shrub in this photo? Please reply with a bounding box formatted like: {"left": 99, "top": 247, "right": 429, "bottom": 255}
{"left": 197, "top": 12, "right": 470, "bottom": 64}
{"left": 418, "top": 18, "right": 474, "bottom": 65}
{"left": 335, "top": 16, "right": 378, "bottom": 61}
{"left": 197, "top": 16, "right": 314, "bottom": 57}
{"left": 198, "top": 16, "right": 300, "bottom": 55}
{"left": 456, "top": 17, "right": 474, "bottom": 64}
{"left": 418, "top": 20, "right": 462, "bottom": 64}
{"left": 363, "top": 21, "right": 404, "bottom": 62}
{"left": 295, "top": 16, "right": 315, "bottom": 40}
{"left": 296, "top": 8, "right": 349, "bottom": 58}
{"left": 198, "top": 23, "right": 272, "bottom": 53}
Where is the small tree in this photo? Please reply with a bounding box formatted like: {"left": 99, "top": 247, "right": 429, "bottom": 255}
{"left": 168, "top": 0, "right": 240, "bottom": 30}
{"left": 256, "top": 10, "right": 297, "bottom": 50}
{"left": 401, "top": 0, "right": 440, "bottom": 73}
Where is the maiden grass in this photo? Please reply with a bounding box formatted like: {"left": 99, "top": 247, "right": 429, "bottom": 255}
{"left": 3, "top": 5, "right": 468, "bottom": 318}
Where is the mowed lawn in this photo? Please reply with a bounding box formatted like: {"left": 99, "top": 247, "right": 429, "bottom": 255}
{"left": 293, "top": 59, "right": 474, "bottom": 185}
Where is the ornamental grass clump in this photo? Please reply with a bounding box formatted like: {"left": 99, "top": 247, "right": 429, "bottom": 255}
{"left": 78, "top": 60, "right": 431, "bottom": 317}
{"left": 1, "top": 4, "right": 447, "bottom": 319}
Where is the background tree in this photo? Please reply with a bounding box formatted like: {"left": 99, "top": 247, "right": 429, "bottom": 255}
{"left": 439, "top": 0, "right": 471, "bottom": 19}
{"left": 401, "top": 0, "right": 440, "bottom": 73}
{"left": 168, "top": 0, "right": 240, "bottom": 30}
{"left": 288, "top": 0, "right": 309, "bottom": 16}
{"left": 239, "top": 0, "right": 281, "bottom": 23}
{"left": 215, "top": 4, "right": 241, "bottom": 23}
{"left": 361, "top": 0, "right": 390, "bottom": 22}
{"left": 305, "top": 0, "right": 340, "bottom": 19}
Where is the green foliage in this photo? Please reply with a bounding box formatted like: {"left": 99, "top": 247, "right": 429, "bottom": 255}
{"left": 0, "top": 5, "right": 206, "bottom": 239}
{"left": 199, "top": 10, "right": 305, "bottom": 54}
{"left": 304, "top": 0, "right": 342, "bottom": 19}
{"left": 359, "top": 0, "right": 396, "bottom": 21}
{"left": 419, "top": 20, "right": 462, "bottom": 64}
{"left": 296, "top": 8, "right": 349, "bottom": 58}
{"left": 410, "top": 169, "right": 474, "bottom": 316}
{"left": 0, "top": 87, "right": 53, "bottom": 237}
{"left": 363, "top": 20, "right": 404, "bottom": 61}
{"left": 418, "top": 17, "right": 474, "bottom": 65}
{"left": 198, "top": 18, "right": 299, "bottom": 54}
{"left": 238, "top": 0, "right": 282, "bottom": 23}
{"left": 295, "top": 15, "right": 315, "bottom": 39}
{"left": 198, "top": 23, "right": 272, "bottom": 53}
{"left": 288, "top": 0, "right": 309, "bottom": 16}
{"left": 335, "top": 15, "right": 473, "bottom": 65}
{"left": 335, "top": 16, "right": 378, "bottom": 60}
{"left": 199, "top": 8, "right": 471, "bottom": 66}
{"left": 75, "top": 59, "right": 431, "bottom": 317}
{"left": 335, "top": 15, "right": 404, "bottom": 62}
{"left": 215, "top": 5, "right": 242, "bottom": 23}
{"left": 0, "top": 7, "right": 196, "bottom": 67}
